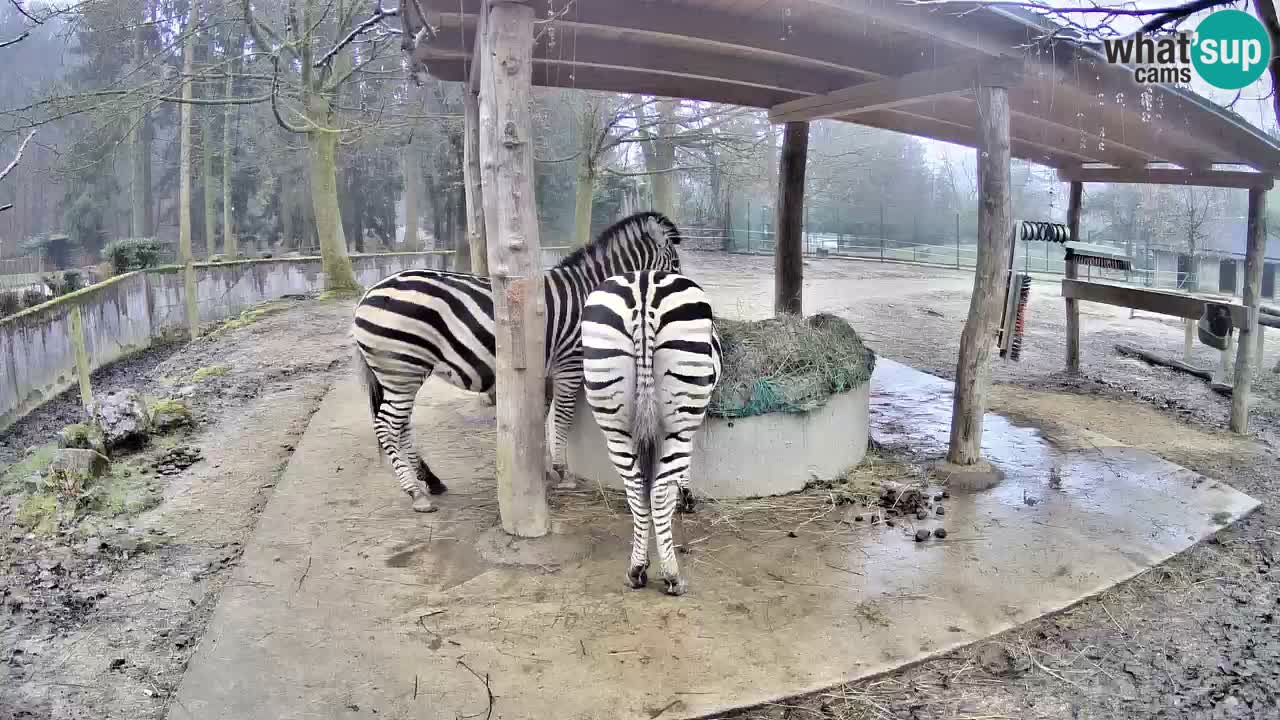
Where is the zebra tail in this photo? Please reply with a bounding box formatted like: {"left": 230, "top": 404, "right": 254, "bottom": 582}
{"left": 632, "top": 317, "right": 660, "bottom": 491}
{"left": 354, "top": 346, "right": 385, "bottom": 421}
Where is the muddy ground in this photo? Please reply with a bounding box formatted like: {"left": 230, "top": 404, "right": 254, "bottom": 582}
{"left": 2, "top": 251, "right": 1279, "bottom": 720}
{"left": 2, "top": 298, "right": 353, "bottom": 720}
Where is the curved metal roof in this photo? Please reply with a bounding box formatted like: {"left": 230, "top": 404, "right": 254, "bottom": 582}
{"left": 413, "top": 0, "right": 1280, "bottom": 175}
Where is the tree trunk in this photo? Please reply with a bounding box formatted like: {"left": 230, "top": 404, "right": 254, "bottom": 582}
{"left": 281, "top": 183, "right": 294, "bottom": 250}
{"left": 774, "top": 121, "right": 808, "bottom": 315}
{"left": 178, "top": 0, "right": 200, "bottom": 339}
{"left": 305, "top": 97, "right": 358, "bottom": 291}
{"left": 463, "top": 90, "right": 486, "bottom": 273}
{"left": 201, "top": 110, "right": 217, "bottom": 257}
{"left": 1231, "top": 188, "right": 1267, "bottom": 433}
{"left": 403, "top": 143, "right": 422, "bottom": 250}
{"left": 129, "top": 26, "right": 152, "bottom": 239}
{"left": 478, "top": 0, "right": 549, "bottom": 538}
{"left": 947, "top": 84, "right": 1012, "bottom": 466}
{"left": 308, "top": 128, "right": 358, "bottom": 288}
{"left": 573, "top": 153, "right": 594, "bottom": 247}
{"left": 222, "top": 31, "right": 244, "bottom": 257}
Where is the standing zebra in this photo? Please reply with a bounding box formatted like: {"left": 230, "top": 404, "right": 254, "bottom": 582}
{"left": 352, "top": 212, "right": 684, "bottom": 513}
{"left": 581, "top": 271, "right": 722, "bottom": 596}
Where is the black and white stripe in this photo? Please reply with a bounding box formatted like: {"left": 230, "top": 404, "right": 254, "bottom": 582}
{"left": 352, "top": 212, "right": 684, "bottom": 513}
{"left": 581, "top": 270, "right": 721, "bottom": 596}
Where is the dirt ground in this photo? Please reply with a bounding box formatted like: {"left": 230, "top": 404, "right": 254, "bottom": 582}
{"left": 2, "top": 251, "right": 1279, "bottom": 720}
{"left": 688, "top": 252, "right": 1280, "bottom": 720}
{"left": 2, "top": 297, "right": 353, "bottom": 720}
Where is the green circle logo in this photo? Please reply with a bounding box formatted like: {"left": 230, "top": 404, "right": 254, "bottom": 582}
{"left": 1192, "top": 10, "right": 1271, "bottom": 90}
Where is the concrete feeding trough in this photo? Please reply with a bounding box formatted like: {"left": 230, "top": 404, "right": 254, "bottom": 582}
{"left": 561, "top": 313, "right": 875, "bottom": 498}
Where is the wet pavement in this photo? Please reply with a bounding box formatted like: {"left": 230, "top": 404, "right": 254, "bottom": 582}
{"left": 169, "top": 362, "right": 1258, "bottom": 720}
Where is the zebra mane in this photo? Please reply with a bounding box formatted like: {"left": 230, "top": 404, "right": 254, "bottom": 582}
{"left": 553, "top": 211, "right": 682, "bottom": 271}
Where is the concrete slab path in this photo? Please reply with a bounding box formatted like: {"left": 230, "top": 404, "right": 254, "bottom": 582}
{"left": 168, "top": 360, "right": 1258, "bottom": 720}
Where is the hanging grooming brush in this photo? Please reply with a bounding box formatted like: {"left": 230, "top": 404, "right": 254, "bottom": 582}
{"left": 1064, "top": 243, "right": 1133, "bottom": 272}
{"left": 999, "top": 273, "right": 1032, "bottom": 360}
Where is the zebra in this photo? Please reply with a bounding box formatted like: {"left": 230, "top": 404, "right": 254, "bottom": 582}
{"left": 352, "top": 212, "right": 684, "bottom": 513}
{"left": 581, "top": 270, "right": 722, "bottom": 596}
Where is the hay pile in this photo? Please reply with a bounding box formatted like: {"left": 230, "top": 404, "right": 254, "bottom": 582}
{"left": 709, "top": 312, "right": 875, "bottom": 419}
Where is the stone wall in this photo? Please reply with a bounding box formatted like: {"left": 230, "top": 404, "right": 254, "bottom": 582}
{"left": 0, "top": 252, "right": 450, "bottom": 431}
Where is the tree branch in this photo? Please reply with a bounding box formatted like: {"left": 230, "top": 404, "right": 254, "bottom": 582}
{"left": 0, "top": 31, "right": 29, "bottom": 48}
{"left": 0, "top": 130, "right": 35, "bottom": 183}
{"left": 315, "top": 3, "right": 400, "bottom": 68}
{"left": 271, "top": 54, "right": 310, "bottom": 133}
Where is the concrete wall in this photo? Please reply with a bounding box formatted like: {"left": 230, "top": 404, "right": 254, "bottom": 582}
{"left": 1, "top": 252, "right": 449, "bottom": 432}
{"left": 562, "top": 384, "right": 871, "bottom": 499}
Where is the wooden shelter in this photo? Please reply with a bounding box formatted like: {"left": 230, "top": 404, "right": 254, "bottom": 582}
{"left": 402, "top": 0, "right": 1280, "bottom": 533}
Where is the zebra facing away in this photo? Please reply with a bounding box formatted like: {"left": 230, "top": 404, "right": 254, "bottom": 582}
{"left": 581, "top": 271, "right": 722, "bottom": 596}
{"left": 352, "top": 212, "right": 684, "bottom": 513}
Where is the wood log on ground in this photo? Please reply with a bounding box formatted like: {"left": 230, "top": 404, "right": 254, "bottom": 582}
{"left": 1115, "top": 344, "right": 1213, "bottom": 381}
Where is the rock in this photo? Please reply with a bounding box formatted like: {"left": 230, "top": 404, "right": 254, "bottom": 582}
{"left": 57, "top": 423, "right": 107, "bottom": 455}
{"left": 47, "top": 449, "right": 110, "bottom": 484}
{"left": 151, "top": 399, "right": 193, "bottom": 433}
{"left": 915, "top": 528, "right": 931, "bottom": 542}
{"left": 89, "top": 390, "right": 151, "bottom": 449}
{"left": 935, "top": 528, "right": 948, "bottom": 539}
{"left": 936, "top": 506, "right": 945, "bottom": 516}
{"left": 915, "top": 509, "right": 928, "bottom": 520}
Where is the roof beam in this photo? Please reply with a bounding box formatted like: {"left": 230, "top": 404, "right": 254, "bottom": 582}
{"left": 852, "top": 108, "right": 1087, "bottom": 169}
{"left": 1058, "top": 167, "right": 1275, "bottom": 189}
{"left": 769, "top": 58, "right": 1023, "bottom": 124}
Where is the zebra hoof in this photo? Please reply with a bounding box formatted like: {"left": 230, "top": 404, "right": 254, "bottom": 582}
{"left": 625, "top": 565, "right": 648, "bottom": 589}
{"left": 417, "top": 461, "right": 448, "bottom": 495}
{"left": 677, "top": 488, "right": 698, "bottom": 514}
{"left": 551, "top": 467, "right": 580, "bottom": 491}
{"left": 662, "top": 575, "right": 688, "bottom": 596}
{"left": 411, "top": 495, "right": 438, "bottom": 513}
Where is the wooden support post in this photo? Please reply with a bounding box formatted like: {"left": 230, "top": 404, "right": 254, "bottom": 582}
{"left": 947, "top": 83, "right": 1012, "bottom": 466}
{"left": 774, "top": 120, "right": 808, "bottom": 315}
{"left": 1256, "top": 325, "right": 1266, "bottom": 369}
{"left": 69, "top": 305, "right": 92, "bottom": 411}
{"left": 1064, "top": 181, "right": 1083, "bottom": 373}
{"left": 1231, "top": 187, "right": 1266, "bottom": 433}
{"left": 1184, "top": 318, "right": 1195, "bottom": 363}
{"left": 1220, "top": 331, "right": 1234, "bottom": 383}
{"left": 463, "top": 90, "right": 488, "bottom": 274}
{"left": 478, "top": 0, "right": 549, "bottom": 537}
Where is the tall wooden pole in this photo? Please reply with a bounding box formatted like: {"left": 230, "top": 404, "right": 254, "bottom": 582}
{"left": 774, "top": 120, "right": 809, "bottom": 315}
{"left": 463, "top": 89, "right": 488, "bottom": 274}
{"left": 947, "top": 83, "right": 1012, "bottom": 466}
{"left": 478, "top": 0, "right": 548, "bottom": 537}
{"left": 1064, "top": 181, "right": 1083, "bottom": 372}
{"left": 1231, "top": 187, "right": 1266, "bottom": 433}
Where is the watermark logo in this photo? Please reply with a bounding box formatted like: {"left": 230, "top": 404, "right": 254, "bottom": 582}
{"left": 1101, "top": 9, "right": 1270, "bottom": 90}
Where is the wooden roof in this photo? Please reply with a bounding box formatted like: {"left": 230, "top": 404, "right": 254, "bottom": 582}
{"left": 414, "top": 0, "right": 1280, "bottom": 176}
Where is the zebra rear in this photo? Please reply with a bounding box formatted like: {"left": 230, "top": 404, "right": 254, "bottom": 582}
{"left": 581, "top": 271, "right": 722, "bottom": 596}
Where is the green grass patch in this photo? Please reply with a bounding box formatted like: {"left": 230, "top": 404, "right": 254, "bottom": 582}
{"left": 15, "top": 493, "right": 58, "bottom": 535}
{"left": 191, "top": 364, "right": 230, "bottom": 382}
{"left": 1, "top": 443, "right": 56, "bottom": 496}
{"left": 208, "top": 301, "right": 289, "bottom": 336}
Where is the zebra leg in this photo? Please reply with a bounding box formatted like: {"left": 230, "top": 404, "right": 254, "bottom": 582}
{"left": 399, "top": 422, "right": 448, "bottom": 495}
{"left": 623, "top": 460, "right": 651, "bottom": 589}
{"left": 653, "top": 435, "right": 691, "bottom": 596}
{"left": 547, "top": 365, "right": 583, "bottom": 490}
{"left": 373, "top": 395, "right": 437, "bottom": 513}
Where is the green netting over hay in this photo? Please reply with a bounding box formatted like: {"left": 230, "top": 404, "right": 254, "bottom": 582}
{"left": 709, "top": 313, "right": 876, "bottom": 419}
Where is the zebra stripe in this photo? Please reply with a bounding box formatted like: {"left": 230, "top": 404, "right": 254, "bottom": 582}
{"left": 581, "top": 270, "right": 722, "bottom": 596}
{"left": 352, "top": 212, "right": 684, "bottom": 513}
